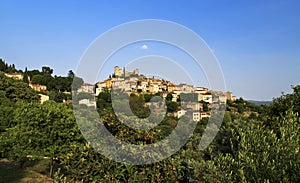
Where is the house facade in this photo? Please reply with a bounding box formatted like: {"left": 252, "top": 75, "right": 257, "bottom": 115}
{"left": 77, "top": 83, "right": 94, "bottom": 93}
{"left": 29, "top": 83, "right": 47, "bottom": 91}
{"left": 5, "top": 73, "right": 24, "bottom": 80}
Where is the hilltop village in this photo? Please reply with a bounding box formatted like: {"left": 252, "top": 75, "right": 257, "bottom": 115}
{"left": 2, "top": 61, "right": 236, "bottom": 122}
{"left": 78, "top": 66, "right": 236, "bottom": 121}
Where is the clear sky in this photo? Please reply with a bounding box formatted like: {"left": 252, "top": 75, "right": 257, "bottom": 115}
{"left": 1, "top": 0, "right": 300, "bottom": 100}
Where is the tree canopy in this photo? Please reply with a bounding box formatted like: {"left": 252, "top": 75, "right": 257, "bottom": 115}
{"left": 0, "top": 101, "right": 84, "bottom": 177}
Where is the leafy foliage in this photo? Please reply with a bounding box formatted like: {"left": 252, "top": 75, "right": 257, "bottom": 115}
{"left": 202, "top": 111, "right": 299, "bottom": 182}
{"left": 0, "top": 59, "right": 18, "bottom": 73}
{"left": 129, "top": 93, "right": 151, "bottom": 118}
{"left": 197, "top": 86, "right": 300, "bottom": 182}
{"left": 0, "top": 72, "right": 39, "bottom": 102}
{"left": 269, "top": 85, "right": 300, "bottom": 117}
{"left": 49, "top": 91, "right": 71, "bottom": 103}
{"left": 31, "top": 74, "right": 53, "bottom": 86}
{"left": 0, "top": 101, "right": 84, "bottom": 176}
{"left": 61, "top": 143, "right": 183, "bottom": 182}
{"left": 0, "top": 97, "right": 15, "bottom": 132}
{"left": 166, "top": 101, "right": 179, "bottom": 113}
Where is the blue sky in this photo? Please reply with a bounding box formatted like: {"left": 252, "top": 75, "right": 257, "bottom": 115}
{"left": 1, "top": 0, "right": 300, "bottom": 100}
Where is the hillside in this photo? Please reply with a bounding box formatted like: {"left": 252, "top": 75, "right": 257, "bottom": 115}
{"left": 247, "top": 100, "right": 272, "bottom": 106}
{"left": 0, "top": 59, "right": 299, "bottom": 182}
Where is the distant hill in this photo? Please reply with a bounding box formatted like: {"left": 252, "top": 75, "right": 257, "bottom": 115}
{"left": 247, "top": 100, "right": 272, "bottom": 106}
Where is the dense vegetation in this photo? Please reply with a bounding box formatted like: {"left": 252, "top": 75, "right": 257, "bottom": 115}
{"left": 0, "top": 59, "right": 19, "bottom": 73}
{"left": 0, "top": 60, "right": 299, "bottom": 182}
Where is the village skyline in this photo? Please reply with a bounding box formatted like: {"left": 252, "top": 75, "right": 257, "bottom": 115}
{"left": 3, "top": 61, "right": 236, "bottom": 122}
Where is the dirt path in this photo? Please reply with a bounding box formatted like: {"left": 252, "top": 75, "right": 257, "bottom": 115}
{"left": 0, "top": 159, "right": 53, "bottom": 183}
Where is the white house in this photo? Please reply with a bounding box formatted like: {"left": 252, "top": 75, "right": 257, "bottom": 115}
{"left": 77, "top": 83, "right": 94, "bottom": 93}
{"left": 192, "top": 111, "right": 201, "bottom": 121}
{"left": 95, "top": 87, "right": 103, "bottom": 96}
{"left": 173, "top": 109, "right": 187, "bottom": 118}
{"left": 79, "top": 99, "right": 96, "bottom": 107}
{"left": 38, "top": 94, "right": 49, "bottom": 104}
{"left": 200, "top": 112, "right": 211, "bottom": 119}
{"left": 198, "top": 93, "right": 213, "bottom": 104}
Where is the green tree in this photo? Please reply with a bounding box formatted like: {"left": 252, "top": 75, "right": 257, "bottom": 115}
{"left": 96, "top": 89, "right": 112, "bottom": 110}
{"left": 166, "top": 101, "right": 179, "bottom": 113}
{"left": 249, "top": 112, "right": 257, "bottom": 119}
{"left": 202, "top": 101, "right": 209, "bottom": 112}
{"left": 68, "top": 70, "right": 75, "bottom": 78}
{"left": 23, "top": 67, "right": 29, "bottom": 83}
{"left": 0, "top": 101, "right": 83, "bottom": 177}
{"left": 143, "top": 93, "right": 153, "bottom": 102}
{"left": 0, "top": 59, "right": 5, "bottom": 72}
{"left": 0, "top": 73, "right": 39, "bottom": 102}
{"left": 49, "top": 91, "right": 71, "bottom": 103}
{"left": 203, "top": 111, "right": 300, "bottom": 182}
{"left": 166, "top": 93, "right": 173, "bottom": 101}
{"left": 0, "top": 97, "right": 14, "bottom": 132}
{"left": 0, "top": 59, "right": 17, "bottom": 73}
{"left": 71, "top": 76, "right": 84, "bottom": 92}
{"left": 269, "top": 85, "right": 300, "bottom": 117}
{"left": 47, "top": 76, "right": 71, "bottom": 92}
{"left": 42, "top": 66, "right": 53, "bottom": 75}
{"left": 31, "top": 74, "right": 53, "bottom": 86}
{"left": 60, "top": 142, "right": 183, "bottom": 182}
{"left": 58, "top": 106, "right": 184, "bottom": 182}
{"left": 237, "top": 103, "right": 245, "bottom": 114}
{"left": 223, "top": 111, "right": 232, "bottom": 124}
{"left": 199, "top": 88, "right": 300, "bottom": 182}
{"left": 129, "top": 94, "right": 150, "bottom": 118}
{"left": 27, "top": 69, "right": 42, "bottom": 80}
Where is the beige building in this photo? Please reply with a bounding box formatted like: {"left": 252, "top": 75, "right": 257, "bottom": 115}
{"left": 5, "top": 73, "right": 24, "bottom": 80}
{"left": 29, "top": 84, "right": 47, "bottom": 91}
{"left": 39, "top": 94, "right": 49, "bottom": 104}
{"left": 96, "top": 79, "right": 112, "bottom": 90}
{"left": 114, "top": 66, "right": 139, "bottom": 78}
{"left": 185, "top": 102, "right": 202, "bottom": 111}
{"left": 167, "top": 84, "right": 176, "bottom": 92}
{"left": 111, "top": 78, "right": 125, "bottom": 90}
{"left": 226, "top": 91, "right": 236, "bottom": 101}
{"left": 200, "top": 112, "right": 211, "bottom": 119}
{"left": 198, "top": 93, "right": 213, "bottom": 103}
{"left": 175, "top": 84, "right": 194, "bottom": 93}
{"left": 137, "top": 80, "right": 148, "bottom": 92}
{"left": 102, "top": 78, "right": 112, "bottom": 88}
{"left": 192, "top": 111, "right": 201, "bottom": 121}
{"left": 171, "top": 93, "right": 178, "bottom": 102}
{"left": 194, "top": 87, "right": 209, "bottom": 94}
{"left": 173, "top": 109, "right": 187, "bottom": 118}
{"left": 77, "top": 83, "right": 94, "bottom": 93}
{"left": 114, "top": 66, "right": 123, "bottom": 77}
{"left": 219, "top": 94, "right": 227, "bottom": 103}
{"left": 232, "top": 96, "right": 237, "bottom": 101}
{"left": 149, "top": 84, "right": 159, "bottom": 94}
{"left": 130, "top": 69, "right": 139, "bottom": 76}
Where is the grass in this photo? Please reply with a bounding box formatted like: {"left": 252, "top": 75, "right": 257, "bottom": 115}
{"left": 0, "top": 159, "right": 53, "bottom": 183}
